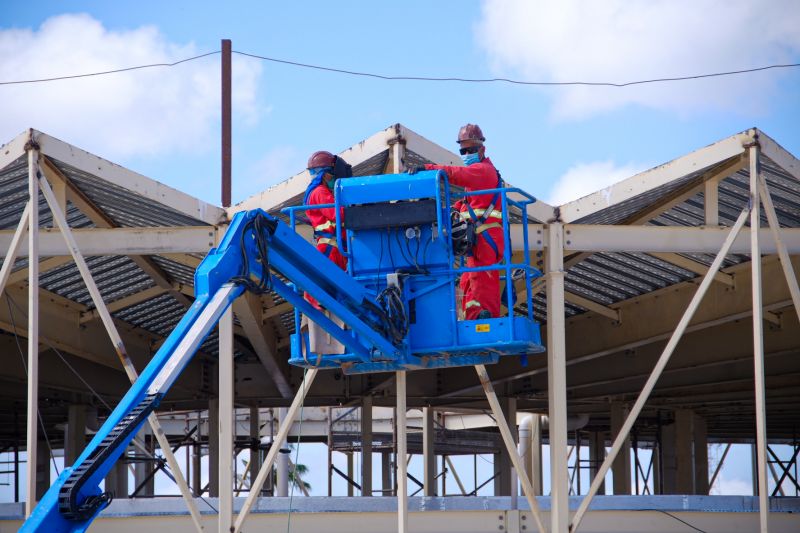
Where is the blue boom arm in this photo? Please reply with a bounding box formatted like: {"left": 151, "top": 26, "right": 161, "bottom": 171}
{"left": 21, "top": 209, "right": 399, "bottom": 532}
{"left": 23, "top": 170, "right": 545, "bottom": 532}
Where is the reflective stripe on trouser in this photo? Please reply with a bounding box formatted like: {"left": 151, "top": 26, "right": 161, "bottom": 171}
{"left": 305, "top": 242, "right": 347, "bottom": 310}
{"left": 460, "top": 225, "right": 504, "bottom": 320}
{"left": 460, "top": 209, "right": 502, "bottom": 222}
{"left": 314, "top": 220, "right": 336, "bottom": 233}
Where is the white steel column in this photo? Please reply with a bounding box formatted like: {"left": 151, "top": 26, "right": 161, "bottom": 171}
{"left": 570, "top": 205, "right": 751, "bottom": 532}
{"left": 234, "top": 368, "right": 318, "bottom": 533}
{"left": 25, "top": 140, "right": 39, "bottom": 517}
{"left": 219, "top": 308, "right": 234, "bottom": 533}
{"left": 396, "top": 371, "right": 408, "bottom": 533}
{"left": 749, "top": 144, "right": 770, "bottom": 533}
{"left": 546, "top": 223, "right": 569, "bottom": 532}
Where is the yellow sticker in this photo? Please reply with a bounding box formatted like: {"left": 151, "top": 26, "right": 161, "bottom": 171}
{"left": 475, "top": 324, "right": 490, "bottom": 333}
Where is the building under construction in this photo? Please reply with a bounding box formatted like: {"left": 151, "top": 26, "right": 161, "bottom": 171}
{"left": 0, "top": 124, "right": 799, "bottom": 532}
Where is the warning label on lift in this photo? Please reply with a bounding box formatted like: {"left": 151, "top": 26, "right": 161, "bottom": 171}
{"left": 475, "top": 324, "right": 490, "bottom": 333}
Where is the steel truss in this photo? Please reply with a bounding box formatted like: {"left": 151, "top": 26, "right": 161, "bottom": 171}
{"left": 4, "top": 129, "right": 800, "bottom": 533}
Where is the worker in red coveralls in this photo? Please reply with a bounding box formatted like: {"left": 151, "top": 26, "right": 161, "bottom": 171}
{"left": 410, "top": 124, "right": 503, "bottom": 320}
{"left": 303, "top": 150, "right": 349, "bottom": 309}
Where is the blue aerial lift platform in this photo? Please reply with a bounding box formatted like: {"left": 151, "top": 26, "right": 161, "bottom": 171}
{"left": 22, "top": 170, "right": 544, "bottom": 532}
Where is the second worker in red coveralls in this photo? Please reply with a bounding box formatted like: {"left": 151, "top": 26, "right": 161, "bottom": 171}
{"left": 304, "top": 150, "right": 349, "bottom": 309}
{"left": 411, "top": 124, "right": 504, "bottom": 320}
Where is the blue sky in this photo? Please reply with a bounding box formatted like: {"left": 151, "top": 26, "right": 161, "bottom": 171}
{"left": 2, "top": 0, "right": 799, "bottom": 500}
{"left": 3, "top": 1, "right": 799, "bottom": 207}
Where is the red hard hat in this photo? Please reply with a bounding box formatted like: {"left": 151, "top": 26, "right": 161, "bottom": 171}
{"left": 307, "top": 150, "right": 336, "bottom": 169}
{"left": 457, "top": 124, "right": 485, "bottom": 143}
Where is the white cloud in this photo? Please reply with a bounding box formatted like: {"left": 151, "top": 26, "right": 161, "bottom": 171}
{"left": 546, "top": 160, "right": 643, "bottom": 205}
{"left": 712, "top": 476, "right": 753, "bottom": 495}
{"left": 0, "top": 14, "right": 263, "bottom": 159}
{"left": 476, "top": 0, "right": 800, "bottom": 120}
{"left": 239, "top": 145, "right": 306, "bottom": 200}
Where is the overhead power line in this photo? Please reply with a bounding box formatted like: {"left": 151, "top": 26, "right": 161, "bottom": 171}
{"left": 0, "top": 51, "right": 221, "bottom": 85}
{"left": 233, "top": 51, "right": 800, "bottom": 87}
{"left": 0, "top": 48, "right": 797, "bottom": 87}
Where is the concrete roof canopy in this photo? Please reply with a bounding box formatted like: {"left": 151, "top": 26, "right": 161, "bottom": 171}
{"left": 1, "top": 125, "right": 799, "bottom": 490}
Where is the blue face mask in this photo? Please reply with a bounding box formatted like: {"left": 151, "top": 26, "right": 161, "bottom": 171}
{"left": 303, "top": 167, "right": 333, "bottom": 204}
{"left": 461, "top": 153, "right": 481, "bottom": 166}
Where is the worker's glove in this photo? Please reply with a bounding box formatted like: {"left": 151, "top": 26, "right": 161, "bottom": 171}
{"left": 407, "top": 165, "right": 427, "bottom": 174}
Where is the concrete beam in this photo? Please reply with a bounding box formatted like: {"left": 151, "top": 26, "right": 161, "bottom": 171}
{"left": 64, "top": 404, "right": 88, "bottom": 464}
{"left": 0, "top": 226, "right": 216, "bottom": 257}
{"left": 559, "top": 224, "right": 800, "bottom": 255}
{"left": 362, "top": 396, "right": 373, "bottom": 497}
{"left": 423, "top": 406, "right": 436, "bottom": 496}
{"left": 610, "top": 403, "right": 631, "bottom": 495}
{"left": 232, "top": 291, "right": 292, "bottom": 399}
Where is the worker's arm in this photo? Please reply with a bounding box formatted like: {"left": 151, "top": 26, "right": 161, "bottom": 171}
{"left": 424, "top": 162, "right": 497, "bottom": 190}
{"left": 308, "top": 185, "right": 345, "bottom": 223}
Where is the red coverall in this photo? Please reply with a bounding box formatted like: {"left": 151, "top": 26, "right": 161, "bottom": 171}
{"left": 305, "top": 182, "right": 347, "bottom": 309}
{"left": 424, "top": 157, "right": 504, "bottom": 319}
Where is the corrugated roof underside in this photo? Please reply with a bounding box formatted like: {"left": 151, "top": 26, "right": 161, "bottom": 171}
{"left": 530, "top": 155, "right": 800, "bottom": 321}
{"left": 4, "top": 135, "right": 799, "bottom": 356}
{"left": 48, "top": 158, "right": 211, "bottom": 228}
{"left": 40, "top": 256, "right": 155, "bottom": 307}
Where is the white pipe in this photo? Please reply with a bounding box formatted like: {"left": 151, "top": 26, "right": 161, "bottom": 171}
{"left": 540, "top": 413, "right": 590, "bottom": 431}
{"left": 518, "top": 415, "right": 534, "bottom": 499}
{"left": 277, "top": 407, "right": 289, "bottom": 497}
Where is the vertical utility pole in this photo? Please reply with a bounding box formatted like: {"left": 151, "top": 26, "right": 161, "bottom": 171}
{"left": 221, "top": 39, "right": 232, "bottom": 207}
